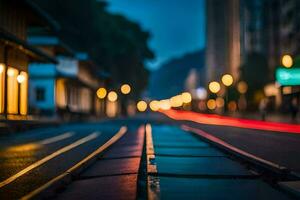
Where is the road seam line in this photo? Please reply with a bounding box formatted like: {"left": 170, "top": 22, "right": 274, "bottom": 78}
{"left": 21, "top": 126, "right": 127, "bottom": 200}
{"left": 0, "top": 132, "right": 100, "bottom": 188}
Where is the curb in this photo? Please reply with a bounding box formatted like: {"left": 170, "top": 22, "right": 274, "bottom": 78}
{"left": 181, "top": 125, "right": 292, "bottom": 176}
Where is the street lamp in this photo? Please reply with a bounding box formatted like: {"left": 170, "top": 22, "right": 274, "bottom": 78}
{"left": 282, "top": 54, "right": 293, "bottom": 68}
{"left": 120, "top": 84, "right": 131, "bottom": 94}
{"left": 208, "top": 81, "right": 221, "bottom": 94}
{"left": 221, "top": 74, "right": 233, "bottom": 86}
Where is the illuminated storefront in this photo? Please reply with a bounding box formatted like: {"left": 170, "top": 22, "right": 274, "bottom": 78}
{"left": 0, "top": 65, "right": 29, "bottom": 115}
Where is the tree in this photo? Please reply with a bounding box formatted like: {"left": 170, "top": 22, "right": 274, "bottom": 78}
{"left": 33, "top": 0, "right": 154, "bottom": 98}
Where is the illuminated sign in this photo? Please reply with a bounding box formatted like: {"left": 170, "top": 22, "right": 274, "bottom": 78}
{"left": 276, "top": 68, "right": 300, "bottom": 86}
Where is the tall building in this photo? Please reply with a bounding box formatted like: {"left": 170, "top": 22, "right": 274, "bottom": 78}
{"left": 205, "top": 0, "right": 241, "bottom": 84}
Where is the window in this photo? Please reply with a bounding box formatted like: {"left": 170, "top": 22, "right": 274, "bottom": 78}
{"left": 35, "top": 87, "right": 45, "bottom": 102}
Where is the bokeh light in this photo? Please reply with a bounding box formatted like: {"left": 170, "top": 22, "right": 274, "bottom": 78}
{"left": 97, "top": 87, "right": 107, "bottom": 99}
{"left": 181, "top": 92, "right": 192, "bottom": 103}
{"left": 282, "top": 54, "right": 293, "bottom": 68}
{"left": 170, "top": 95, "right": 183, "bottom": 107}
{"left": 121, "top": 84, "right": 131, "bottom": 94}
{"left": 216, "top": 97, "right": 225, "bottom": 108}
{"left": 137, "top": 100, "right": 147, "bottom": 112}
{"left": 149, "top": 100, "right": 160, "bottom": 111}
{"left": 208, "top": 81, "right": 221, "bottom": 93}
{"left": 221, "top": 74, "right": 233, "bottom": 86}
{"left": 107, "top": 91, "right": 118, "bottom": 102}
{"left": 159, "top": 99, "right": 171, "bottom": 110}
{"left": 207, "top": 99, "right": 216, "bottom": 110}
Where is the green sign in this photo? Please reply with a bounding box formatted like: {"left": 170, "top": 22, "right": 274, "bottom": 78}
{"left": 276, "top": 68, "right": 300, "bottom": 86}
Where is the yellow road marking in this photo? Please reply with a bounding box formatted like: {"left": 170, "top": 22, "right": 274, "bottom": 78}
{"left": 0, "top": 132, "right": 100, "bottom": 188}
{"left": 39, "top": 132, "right": 74, "bottom": 145}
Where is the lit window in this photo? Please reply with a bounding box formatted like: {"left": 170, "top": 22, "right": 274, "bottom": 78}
{"left": 19, "top": 71, "right": 28, "bottom": 115}
{"left": 7, "top": 67, "right": 19, "bottom": 114}
{"left": 0, "top": 64, "right": 5, "bottom": 113}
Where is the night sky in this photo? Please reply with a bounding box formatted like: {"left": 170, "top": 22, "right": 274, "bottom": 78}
{"left": 107, "top": 0, "right": 206, "bottom": 70}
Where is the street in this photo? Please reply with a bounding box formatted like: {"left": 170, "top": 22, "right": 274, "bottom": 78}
{"left": 0, "top": 113, "right": 299, "bottom": 199}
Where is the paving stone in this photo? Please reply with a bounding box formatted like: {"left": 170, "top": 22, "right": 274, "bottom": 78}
{"left": 155, "top": 156, "right": 252, "bottom": 176}
{"left": 102, "top": 145, "right": 142, "bottom": 158}
{"left": 82, "top": 157, "right": 140, "bottom": 178}
{"left": 150, "top": 176, "right": 291, "bottom": 200}
{"left": 56, "top": 174, "right": 137, "bottom": 200}
{"left": 154, "top": 147, "right": 225, "bottom": 157}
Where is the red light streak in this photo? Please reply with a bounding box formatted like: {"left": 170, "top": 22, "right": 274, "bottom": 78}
{"left": 160, "top": 109, "right": 300, "bottom": 134}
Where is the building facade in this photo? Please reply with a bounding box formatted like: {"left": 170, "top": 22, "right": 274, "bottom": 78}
{"left": 0, "top": 0, "right": 57, "bottom": 118}
{"left": 28, "top": 35, "right": 103, "bottom": 118}
{"left": 205, "top": 0, "right": 241, "bottom": 83}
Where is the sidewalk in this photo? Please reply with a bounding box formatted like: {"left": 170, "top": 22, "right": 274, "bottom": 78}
{"left": 53, "top": 126, "right": 145, "bottom": 200}
{"left": 146, "top": 125, "right": 293, "bottom": 199}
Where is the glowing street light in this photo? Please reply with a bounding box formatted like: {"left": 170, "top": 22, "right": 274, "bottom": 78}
{"left": 208, "top": 81, "right": 221, "bottom": 93}
{"left": 108, "top": 91, "right": 118, "bottom": 102}
{"left": 221, "top": 74, "right": 233, "bottom": 86}
{"left": 97, "top": 88, "right": 107, "bottom": 99}
{"left": 181, "top": 92, "right": 192, "bottom": 103}
{"left": 282, "top": 54, "right": 293, "bottom": 68}
{"left": 137, "top": 100, "right": 147, "bottom": 112}
{"left": 149, "top": 100, "right": 160, "bottom": 111}
{"left": 120, "top": 84, "right": 131, "bottom": 94}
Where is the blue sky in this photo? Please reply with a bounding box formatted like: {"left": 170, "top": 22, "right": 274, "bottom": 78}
{"left": 107, "top": 0, "right": 205, "bottom": 70}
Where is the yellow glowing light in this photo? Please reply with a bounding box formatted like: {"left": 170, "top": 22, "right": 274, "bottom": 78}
{"left": 7, "top": 67, "right": 18, "bottom": 114}
{"left": 56, "top": 79, "right": 67, "bottom": 108}
{"left": 17, "top": 74, "right": 25, "bottom": 83}
{"left": 0, "top": 64, "right": 5, "bottom": 113}
{"left": 121, "top": 84, "right": 131, "bottom": 94}
{"left": 282, "top": 54, "right": 293, "bottom": 68}
{"left": 216, "top": 97, "right": 225, "bottom": 108}
{"left": 237, "top": 81, "right": 248, "bottom": 94}
{"left": 159, "top": 99, "right": 171, "bottom": 110}
{"left": 207, "top": 99, "right": 216, "bottom": 110}
{"left": 137, "top": 100, "right": 147, "bottom": 112}
{"left": 7, "top": 68, "right": 16, "bottom": 77}
{"left": 0, "top": 64, "right": 4, "bottom": 74}
{"left": 170, "top": 95, "right": 183, "bottom": 107}
{"left": 181, "top": 92, "right": 192, "bottom": 103}
{"left": 97, "top": 87, "right": 107, "bottom": 99}
{"left": 149, "top": 100, "right": 160, "bottom": 111}
{"left": 19, "top": 72, "right": 28, "bottom": 115}
{"left": 208, "top": 81, "right": 221, "bottom": 93}
{"left": 221, "top": 74, "right": 233, "bottom": 86}
{"left": 108, "top": 91, "right": 118, "bottom": 102}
